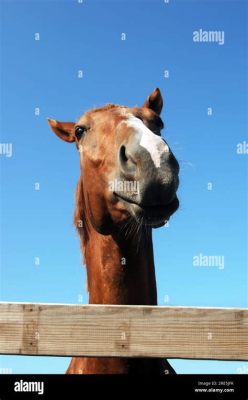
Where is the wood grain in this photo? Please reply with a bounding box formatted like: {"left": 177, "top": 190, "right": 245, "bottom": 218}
{"left": 0, "top": 302, "right": 247, "bottom": 360}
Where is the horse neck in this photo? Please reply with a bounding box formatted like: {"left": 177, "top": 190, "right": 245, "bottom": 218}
{"left": 84, "top": 226, "right": 158, "bottom": 305}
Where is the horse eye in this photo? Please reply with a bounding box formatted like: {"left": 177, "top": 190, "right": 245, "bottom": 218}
{"left": 75, "top": 126, "right": 87, "bottom": 140}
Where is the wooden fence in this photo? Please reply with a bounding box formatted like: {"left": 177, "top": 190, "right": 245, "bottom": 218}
{"left": 0, "top": 302, "right": 247, "bottom": 360}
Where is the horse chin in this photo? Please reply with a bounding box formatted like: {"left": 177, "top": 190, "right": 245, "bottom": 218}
{"left": 145, "top": 220, "right": 167, "bottom": 229}
{"left": 114, "top": 193, "right": 179, "bottom": 229}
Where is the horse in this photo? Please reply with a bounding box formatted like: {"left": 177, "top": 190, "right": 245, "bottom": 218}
{"left": 48, "top": 88, "right": 179, "bottom": 374}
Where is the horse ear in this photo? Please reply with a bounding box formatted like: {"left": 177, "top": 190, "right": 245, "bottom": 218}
{"left": 143, "top": 88, "right": 163, "bottom": 115}
{"left": 48, "top": 118, "right": 75, "bottom": 143}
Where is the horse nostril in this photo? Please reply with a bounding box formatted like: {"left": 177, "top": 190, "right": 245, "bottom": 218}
{"left": 119, "top": 144, "right": 137, "bottom": 177}
{"left": 120, "top": 145, "right": 128, "bottom": 163}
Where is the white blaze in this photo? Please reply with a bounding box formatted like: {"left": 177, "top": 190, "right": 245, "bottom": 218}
{"left": 125, "top": 115, "right": 169, "bottom": 168}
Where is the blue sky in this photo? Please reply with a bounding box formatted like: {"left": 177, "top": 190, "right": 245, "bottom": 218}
{"left": 0, "top": 0, "right": 247, "bottom": 374}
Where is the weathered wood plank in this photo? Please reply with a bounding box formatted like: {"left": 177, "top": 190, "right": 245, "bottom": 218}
{"left": 0, "top": 302, "right": 247, "bottom": 360}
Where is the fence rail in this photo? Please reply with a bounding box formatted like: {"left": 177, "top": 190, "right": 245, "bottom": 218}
{"left": 0, "top": 302, "right": 247, "bottom": 360}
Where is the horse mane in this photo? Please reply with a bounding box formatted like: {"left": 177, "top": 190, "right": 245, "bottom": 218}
{"left": 74, "top": 177, "right": 88, "bottom": 265}
{"left": 85, "top": 103, "right": 127, "bottom": 115}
